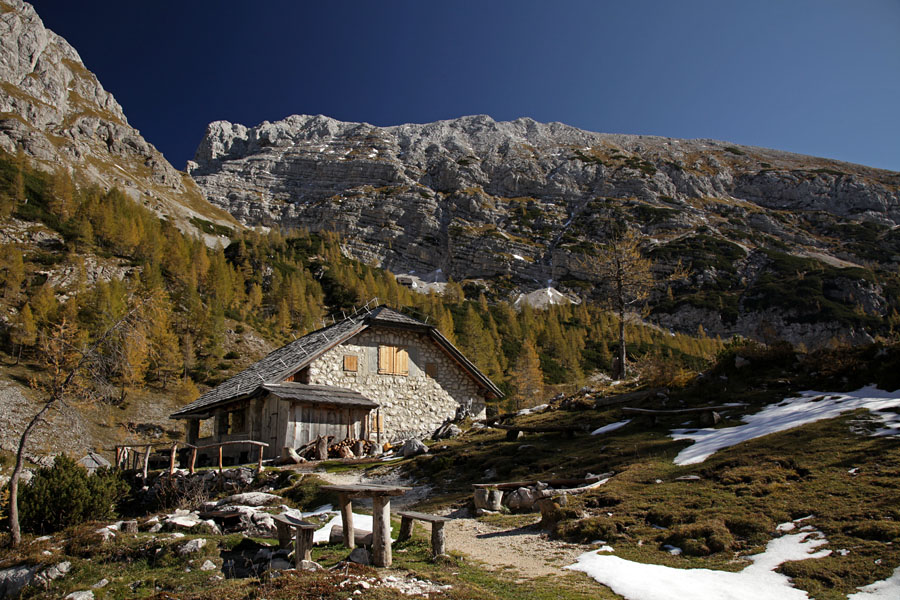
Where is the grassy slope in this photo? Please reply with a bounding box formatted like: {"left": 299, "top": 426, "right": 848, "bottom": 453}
{"left": 399, "top": 341, "right": 900, "bottom": 599}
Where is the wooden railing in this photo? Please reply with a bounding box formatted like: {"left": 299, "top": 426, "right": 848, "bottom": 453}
{"left": 114, "top": 440, "right": 269, "bottom": 479}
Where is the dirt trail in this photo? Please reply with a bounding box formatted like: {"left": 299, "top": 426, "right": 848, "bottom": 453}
{"left": 443, "top": 515, "right": 590, "bottom": 578}
{"left": 316, "top": 467, "right": 590, "bottom": 578}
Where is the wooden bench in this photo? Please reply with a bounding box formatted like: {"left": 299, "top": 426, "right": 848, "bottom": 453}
{"left": 272, "top": 513, "right": 318, "bottom": 567}
{"left": 622, "top": 404, "right": 746, "bottom": 426}
{"left": 396, "top": 510, "right": 450, "bottom": 558}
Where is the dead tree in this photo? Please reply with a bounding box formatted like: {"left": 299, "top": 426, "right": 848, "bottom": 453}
{"left": 7, "top": 297, "right": 150, "bottom": 548}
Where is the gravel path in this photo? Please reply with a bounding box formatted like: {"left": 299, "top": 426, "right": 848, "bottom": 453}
{"left": 317, "top": 467, "right": 588, "bottom": 578}
{"left": 443, "top": 514, "right": 590, "bottom": 579}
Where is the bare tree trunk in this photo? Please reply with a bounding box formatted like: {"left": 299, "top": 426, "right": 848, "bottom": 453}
{"left": 8, "top": 399, "right": 56, "bottom": 547}
{"left": 617, "top": 307, "right": 626, "bottom": 380}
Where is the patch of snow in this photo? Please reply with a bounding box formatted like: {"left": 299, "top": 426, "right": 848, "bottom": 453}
{"left": 849, "top": 565, "right": 900, "bottom": 599}
{"left": 671, "top": 386, "right": 900, "bottom": 465}
{"left": 662, "top": 544, "right": 682, "bottom": 555}
{"left": 313, "top": 513, "right": 373, "bottom": 545}
{"left": 596, "top": 545, "right": 615, "bottom": 553}
{"left": 566, "top": 530, "right": 830, "bottom": 600}
{"left": 592, "top": 420, "right": 632, "bottom": 436}
{"left": 512, "top": 254, "right": 526, "bottom": 261}
{"left": 517, "top": 404, "right": 548, "bottom": 416}
{"left": 776, "top": 522, "right": 796, "bottom": 533}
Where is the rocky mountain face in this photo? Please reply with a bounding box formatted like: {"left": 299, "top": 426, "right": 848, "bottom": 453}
{"left": 189, "top": 113, "right": 900, "bottom": 347}
{"left": 0, "top": 0, "right": 237, "bottom": 243}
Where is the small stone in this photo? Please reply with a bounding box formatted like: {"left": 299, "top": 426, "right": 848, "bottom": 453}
{"left": 91, "top": 578, "right": 109, "bottom": 589}
{"left": 200, "top": 560, "right": 218, "bottom": 571}
{"left": 64, "top": 592, "right": 94, "bottom": 600}
{"left": 120, "top": 520, "right": 138, "bottom": 534}
{"left": 269, "top": 558, "right": 293, "bottom": 571}
{"left": 178, "top": 538, "right": 207, "bottom": 555}
{"left": 300, "top": 560, "right": 323, "bottom": 571}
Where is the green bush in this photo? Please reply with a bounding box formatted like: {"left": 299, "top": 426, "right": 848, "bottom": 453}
{"left": 19, "top": 454, "right": 130, "bottom": 534}
{"left": 662, "top": 519, "right": 734, "bottom": 556}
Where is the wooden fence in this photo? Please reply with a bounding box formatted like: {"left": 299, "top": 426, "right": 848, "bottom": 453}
{"left": 113, "top": 440, "right": 269, "bottom": 479}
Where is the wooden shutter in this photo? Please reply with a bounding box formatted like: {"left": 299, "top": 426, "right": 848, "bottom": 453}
{"left": 396, "top": 348, "right": 409, "bottom": 375}
{"left": 425, "top": 362, "right": 437, "bottom": 378}
{"left": 378, "top": 345, "right": 391, "bottom": 374}
{"left": 343, "top": 355, "right": 358, "bottom": 372}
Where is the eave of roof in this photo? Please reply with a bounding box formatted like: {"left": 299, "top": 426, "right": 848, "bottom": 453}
{"left": 262, "top": 383, "right": 378, "bottom": 408}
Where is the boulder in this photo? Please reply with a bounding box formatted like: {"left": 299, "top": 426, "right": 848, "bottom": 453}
{"left": 217, "top": 492, "right": 281, "bottom": 507}
{"left": 64, "top": 592, "right": 93, "bottom": 600}
{"left": 505, "top": 487, "right": 538, "bottom": 512}
{"left": 473, "top": 488, "right": 503, "bottom": 511}
{"left": 178, "top": 538, "right": 208, "bottom": 555}
{"left": 348, "top": 547, "right": 371, "bottom": 565}
{"left": 401, "top": 438, "right": 429, "bottom": 457}
{"left": 0, "top": 565, "right": 38, "bottom": 598}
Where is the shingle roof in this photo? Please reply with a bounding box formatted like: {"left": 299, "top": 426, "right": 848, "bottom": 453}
{"left": 262, "top": 383, "right": 378, "bottom": 408}
{"left": 170, "top": 305, "right": 502, "bottom": 418}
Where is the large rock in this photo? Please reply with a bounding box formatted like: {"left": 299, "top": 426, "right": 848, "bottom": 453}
{"left": 217, "top": 492, "right": 281, "bottom": 507}
{"left": 0, "top": 0, "right": 236, "bottom": 245}
{"left": 401, "top": 438, "right": 429, "bottom": 457}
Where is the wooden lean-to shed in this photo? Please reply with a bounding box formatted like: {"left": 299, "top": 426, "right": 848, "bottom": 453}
{"left": 170, "top": 306, "right": 503, "bottom": 464}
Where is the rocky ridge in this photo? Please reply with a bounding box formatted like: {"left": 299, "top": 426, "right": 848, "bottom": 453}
{"left": 0, "top": 0, "right": 238, "bottom": 244}
{"left": 189, "top": 113, "right": 900, "bottom": 346}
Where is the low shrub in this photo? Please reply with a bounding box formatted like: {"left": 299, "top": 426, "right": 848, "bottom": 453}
{"left": 847, "top": 520, "right": 900, "bottom": 542}
{"left": 555, "top": 515, "right": 622, "bottom": 543}
{"left": 281, "top": 474, "right": 338, "bottom": 510}
{"left": 662, "top": 519, "right": 735, "bottom": 556}
{"left": 724, "top": 513, "right": 775, "bottom": 544}
{"left": 646, "top": 506, "right": 693, "bottom": 528}
{"left": 19, "top": 454, "right": 130, "bottom": 534}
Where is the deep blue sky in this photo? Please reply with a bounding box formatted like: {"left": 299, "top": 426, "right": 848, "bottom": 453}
{"left": 31, "top": 1, "right": 900, "bottom": 172}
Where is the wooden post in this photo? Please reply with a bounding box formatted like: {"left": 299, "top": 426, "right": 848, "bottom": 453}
{"left": 257, "top": 445, "right": 264, "bottom": 473}
{"left": 398, "top": 515, "right": 414, "bottom": 542}
{"left": 218, "top": 445, "right": 223, "bottom": 475}
{"left": 189, "top": 448, "right": 197, "bottom": 474}
{"left": 338, "top": 493, "right": 355, "bottom": 549}
{"left": 376, "top": 408, "right": 381, "bottom": 447}
{"left": 372, "top": 495, "right": 392, "bottom": 567}
{"left": 295, "top": 528, "right": 313, "bottom": 565}
{"left": 316, "top": 436, "right": 328, "bottom": 461}
{"left": 168, "top": 443, "right": 177, "bottom": 475}
{"left": 431, "top": 522, "right": 446, "bottom": 558}
{"left": 275, "top": 521, "right": 291, "bottom": 549}
{"left": 141, "top": 446, "right": 151, "bottom": 480}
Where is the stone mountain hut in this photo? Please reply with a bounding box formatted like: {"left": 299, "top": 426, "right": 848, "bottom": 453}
{"left": 170, "top": 306, "right": 502, "bottom": 463}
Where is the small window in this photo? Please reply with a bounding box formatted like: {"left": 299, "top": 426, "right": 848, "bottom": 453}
{"left": 425, "top": 362, "right": 438, "bottom": 378}
{"left": 343, "top": 355, "right": 358, "bottom": 372}
{"left": 378, "top": 345, "right": 409, "bottom": 376}
{"left": 227, "top": 408, "right": 247, "bottom": 434}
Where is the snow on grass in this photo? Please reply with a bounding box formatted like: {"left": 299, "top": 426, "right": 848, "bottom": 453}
{"left": 671, "top": 386, "right": 900, "bottom": 465}
{"left": 592, "top": 419, "right": 632, "bottom": 436}
{"left": 566, "top": 529, "right": 830, "bottom": 600}
{"left": 849, "top": 565, "right": 900, "bottom": 599}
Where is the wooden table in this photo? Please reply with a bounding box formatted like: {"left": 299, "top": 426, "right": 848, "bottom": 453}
{"left": 321, "top": 483, "right": 411, "bottom": 567}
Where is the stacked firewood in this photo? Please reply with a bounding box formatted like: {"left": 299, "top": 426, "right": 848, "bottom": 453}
{"left": 295, "top": 436, "right": 376, "bottom": 460}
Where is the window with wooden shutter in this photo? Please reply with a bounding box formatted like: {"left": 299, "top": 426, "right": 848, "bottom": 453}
{"left": 343, "top": 355, "right": 358, "bottom": 372}
{"left": 378, "top": 345, "right": 409, "bottom": 375}
{"left": 425, "top": 362, "right": 438, "bottom": 378}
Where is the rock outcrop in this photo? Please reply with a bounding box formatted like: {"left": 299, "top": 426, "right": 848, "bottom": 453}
{"left": 0, "top": 0, "right": 238, "bottom": 244}
{"left": 189, "top": 113, "right": 900, "bottom": 346}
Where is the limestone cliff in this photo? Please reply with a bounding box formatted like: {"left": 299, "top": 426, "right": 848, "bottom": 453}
{"left": 0, "top": 0, "right": 238, "bottom": 243}
{"left": 188, "top": 113, "right": 900, "bottom": 346}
